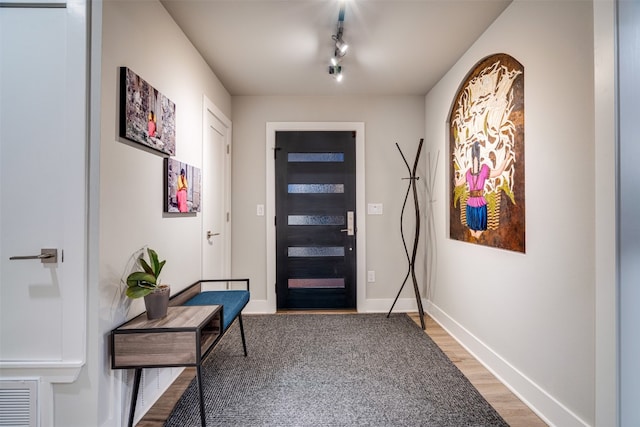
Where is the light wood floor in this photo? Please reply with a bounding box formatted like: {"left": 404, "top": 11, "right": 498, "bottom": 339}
{"left": 137, "top": 312, "right": 547, "bottom": 427}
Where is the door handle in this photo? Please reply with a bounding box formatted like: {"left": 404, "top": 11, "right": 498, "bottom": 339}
{"left": 207, "top": 231, "right": 220, "bottom": 239}
{"left": 10, "top": 248, "right": 58, "bottom": 264}
{"left": 340, "top": 211, "right": 354, "bottom": 236}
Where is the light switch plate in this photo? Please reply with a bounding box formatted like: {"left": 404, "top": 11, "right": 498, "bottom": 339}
{"left": 257, "top": 204, "right": 265, "bottom": 216}
{"left": 367, "top": 203, "right": 383, "bottom": 215}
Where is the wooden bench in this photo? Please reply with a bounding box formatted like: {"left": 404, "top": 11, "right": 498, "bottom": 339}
{"left": 169, "top": 278, "right": 250, "bottom": 356}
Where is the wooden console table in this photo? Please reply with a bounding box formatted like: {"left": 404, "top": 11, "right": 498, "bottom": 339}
{"left": 111, "top": 305, "right": 223, "bottom": 427}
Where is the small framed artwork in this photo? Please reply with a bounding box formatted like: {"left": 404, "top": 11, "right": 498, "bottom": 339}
{"left": 164, "top": 158, "right": 201, "bottom": 213}
{"left": 120, "top": 67, "right": 176, "bottom": 156}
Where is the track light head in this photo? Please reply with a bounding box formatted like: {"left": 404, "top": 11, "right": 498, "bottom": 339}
{"left": 336, "top": 39, "right": 348, "bottom": 56}
{"left": 328, "top": 64, "right": 343, "bottom": 82}
{"left": 332, "top": 34, "right": 348, "bottom": 58}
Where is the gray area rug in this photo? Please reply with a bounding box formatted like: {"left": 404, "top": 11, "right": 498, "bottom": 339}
{"left": 165, "top": 313, "right": 509, "bottom": 426}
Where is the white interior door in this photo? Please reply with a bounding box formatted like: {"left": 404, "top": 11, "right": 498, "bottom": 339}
{"left": 202, "top": 99, "right": 231, "bottom": 280}
{"left": 0, "top": 5, "right": 86, "bottom": 364}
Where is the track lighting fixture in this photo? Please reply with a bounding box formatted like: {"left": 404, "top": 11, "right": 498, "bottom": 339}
{"left": 328, "top": 1, "right": 348, "bottom": 82}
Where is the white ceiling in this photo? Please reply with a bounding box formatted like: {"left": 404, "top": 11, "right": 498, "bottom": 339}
{"left": 160, "top": 0, "right": 512, "bottom": 96}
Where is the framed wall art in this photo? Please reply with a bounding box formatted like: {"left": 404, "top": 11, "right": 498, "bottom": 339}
{"left": 164, "top": 158, "right": 201, "bottom": 213}
{"left": 120, "top": 67, "right": 176, "bottom": 156}
{"left": 449, "top": 53, "right": 525, "bottom": 253}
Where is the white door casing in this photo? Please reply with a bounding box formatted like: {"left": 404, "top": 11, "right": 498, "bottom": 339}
{"left": 0, "top": 1, "right": 88, "bottom": 425}
{"left": 202, "top": 97, "right": 231, "bottom": 281}
{"left": 0, "top": 2, "right": 87, "bottom": 367}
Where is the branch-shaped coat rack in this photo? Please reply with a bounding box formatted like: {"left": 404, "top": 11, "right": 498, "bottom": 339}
{"left": 424, "top": 150, "right": 439, "bottom": 302}
{"left": 387, "top": 138, "right": 425, "bottom": 329}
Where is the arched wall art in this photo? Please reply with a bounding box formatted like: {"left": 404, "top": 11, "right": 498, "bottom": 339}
{"left": 449, "top": 53, "right": 525, "bottom": 253}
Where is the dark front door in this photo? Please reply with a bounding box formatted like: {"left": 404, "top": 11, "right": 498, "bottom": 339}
{"left": 275, "top": 131, "right": 357, "bottom": 309}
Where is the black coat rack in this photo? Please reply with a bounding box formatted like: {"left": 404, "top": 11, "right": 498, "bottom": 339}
{"left": 387, "top": 138, "right": 425, "bottom": 329}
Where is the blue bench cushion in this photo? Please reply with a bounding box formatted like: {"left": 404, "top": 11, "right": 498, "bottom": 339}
{"left": 183, "top": 290, "right": 249, "bottom": 330}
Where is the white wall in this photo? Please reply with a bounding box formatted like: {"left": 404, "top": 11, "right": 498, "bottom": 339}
{"left": 231, "top": 96, "right": 426, "bottom": 308}
{"left": 92, "top": 1, "right": 231, "bottom": 425}
{"left": 424, "top": 1, "right": 602, "bottom": 426}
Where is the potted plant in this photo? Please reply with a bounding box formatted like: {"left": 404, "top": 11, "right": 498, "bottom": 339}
{"left": 126, "top": 248, "right": 170, "bottom": 319}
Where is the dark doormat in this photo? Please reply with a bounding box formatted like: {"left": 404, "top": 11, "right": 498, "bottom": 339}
{"left": 165, "top": 313, "right": 509, "bottom": 427}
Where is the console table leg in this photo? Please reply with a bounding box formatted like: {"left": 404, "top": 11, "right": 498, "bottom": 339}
{"left": 128, "top": 368, "right": 142, "bottom": 427}
{"left": 239, "top": 314, "right": 248, "bottom": 357}
{"left": 196, "top": 364, "right": 206, "bottom": 427}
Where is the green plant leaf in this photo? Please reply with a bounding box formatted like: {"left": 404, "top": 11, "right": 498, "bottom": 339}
{"left": 139, "top": 257, "right": 154, "bottom": 275}
{"left": 126, "top": 286, "right": 153, "bottom": 299}
{"left": 126, "top": 271, "right": 157, "bottom": 288}
{"left": 148, "top": 248, "right": 160, "bottom": 275}
{"left": 156, "top": 260, "right": 166, "bottom": 278}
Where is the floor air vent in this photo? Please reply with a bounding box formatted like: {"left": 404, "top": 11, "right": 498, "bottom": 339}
{"left": 0, "top": 380, "right": 37, "bottom": 427}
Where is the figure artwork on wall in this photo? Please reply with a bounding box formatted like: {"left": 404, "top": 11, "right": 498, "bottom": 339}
{"left": 164, "top": 158, "right": 201, "bottom": 213}
{"left": 120, "top": 67, "right": 176, "bottom": 156}
{"left": 449, "top": 53, "right": 525, "bottom": 253}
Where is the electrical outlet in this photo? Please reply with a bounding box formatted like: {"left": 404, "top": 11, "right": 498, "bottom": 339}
{"left": 367, "top": 270, "right": 376, "bottom": 283}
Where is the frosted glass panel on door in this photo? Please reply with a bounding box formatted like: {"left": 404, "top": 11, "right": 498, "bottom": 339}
{"left": 288, "top": 247, "right": 345, "bottom": 257}
{"left": 288, "top": 215, "right": 345, "bottom": 226}
{"left": 288, "top": 153, "right": 344, "bottom": 162}
{"left": 288, "top": 278, "right": 345, "bottom": 289}
{"left": 288, "top": 184, "right": 344, "bottom": 194}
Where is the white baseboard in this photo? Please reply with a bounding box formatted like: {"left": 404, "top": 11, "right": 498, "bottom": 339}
{"left": 425, "top": 301, "right": 590, "bottom": 427}
{"left": 359, "top": 297, "right": 420, "bottom": 313}
{"left": 130, "top": 367, "right": 183, "bottom": 427}
{"left": 244, "top": 299, "right": 275, "bottom": 314}
{"left": 243, "top": 297, "right": 420, "bottom": 314}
